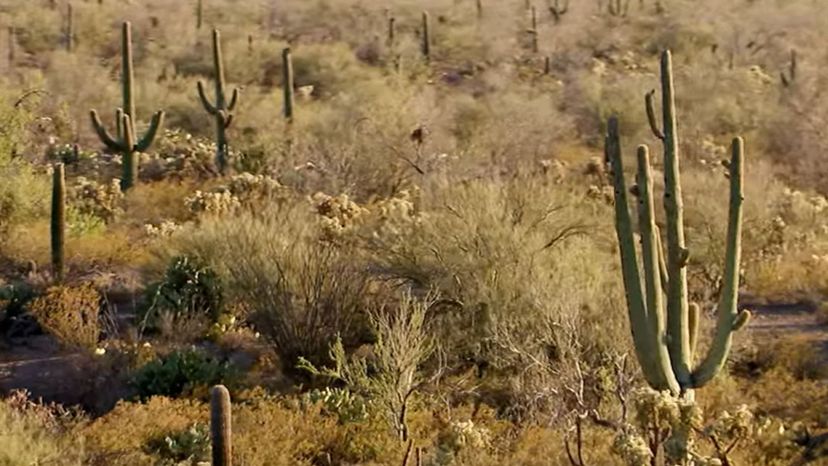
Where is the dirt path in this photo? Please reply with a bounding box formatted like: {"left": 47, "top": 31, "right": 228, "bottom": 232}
{"left": 746, "top": 301, "right": 828, "bottom": 371}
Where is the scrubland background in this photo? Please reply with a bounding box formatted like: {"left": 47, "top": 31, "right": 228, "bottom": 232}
{"left": 0, "top": 0, "right": 826, "bottom": 464}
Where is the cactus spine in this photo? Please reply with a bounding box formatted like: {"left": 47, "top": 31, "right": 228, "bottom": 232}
{"left": 210, "top": 385, "right": 232, "bottom": 466}
{"left": 421, "top": 11, "right": 431, "bottom": 62}
{"left": 282, "top": 47, "right": 294, "bottom": 121}
{"left": 51, "top": 163, "right": 65, "bottom": 282}
{"left": 608, "top": 50, "right": 750, "bottom": 394}
{"left": 90, "top": 22, "right": 165, "bottom": 191}
{"left": 197, "top": 29, "right": 239, "bottom": 175}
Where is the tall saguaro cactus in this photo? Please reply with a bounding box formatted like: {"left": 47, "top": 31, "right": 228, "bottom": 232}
{"left": 282, "top": 47, "right": 294, "bottom": 121}
{"left": 65, "top": 3, "right": 74, "bottom": 52}
{"left": 196, "top": 0, "right": 203, "bottom": 30}
{"left": 528, "top": 5, "right": 539, "bottom": 53}
{"left": 211, "top": 385, "right": 232, "bottom": 466}
{"left": 90, "top": 22, "right": 165, "bottom": 190}
{"left": 421, "top": 11, "right": 431, "bottom": 62}
{"left": 607, "top": 50, "right": 750, "bottom": 394}
{"left": 51, "top": 163, "right": 66, "bottom": 282}
{"left": 197, "top": 29, "right": 239, "bottom": 175}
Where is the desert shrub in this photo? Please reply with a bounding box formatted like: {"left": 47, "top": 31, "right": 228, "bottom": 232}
{"left": 301, "top": 291, "right": 436, "bottom": 440}
{"left": 131, "top": 348, "right": 236, "bottom": 400}
{"left": 0, "top": 392, "right": 83, "bottom": 466}
{"left": 305, "top": 387, "right": 370, "bottom": 424}
{"left": 170, "top": 201, "right": 374, "bottom": 370}
{"left": 69, "top": 176, "right": 124, "bottom": 224}
{"left": 140, "top": 255, "right": 224, "bottom": 333}
{"left": 27, "top": 283, "right": 101, "bottom": 351}
{"left": 143, "top": 423, "right": 211, "bottom": 465}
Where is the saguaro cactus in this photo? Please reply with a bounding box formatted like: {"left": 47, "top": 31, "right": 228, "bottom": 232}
{"left": 8, "top": 26, "right": 15, "bottom": 66}
{"left": 90, "top": 22, "right": 165, "bottom": 190}
{"left": 780, "top": 49, "right": 797, "bottom": 88}
{"left": 607, "top": 50, "right": 750, "bottom": 394}
{"left": 211, "top": 385, "right": 232, "bottom": 466}
{"left": 51, "top": 163, "right": 65, "bottom": 282}
{"left": 65, "top": 3, "right": 74, "bottom": 52}
{"left": 549, "top": 0, "right": 569, "bottom": 23}
{"left": 387, "top": 15, "right": 396, "bottom": 47}
{"left": 421, "top": 11, "right": 431, "bottom": 62}
{"left": 196, "top": 0, "right": 203, "bottom": 30}
{"left": 197, "top": 29, "right": 239, "bottom": 175}
{"left": 282, "top": 47, "right": 294, "bottom": 121}
{"left": 528, "top": 6, "right": 539, "bottom": 53}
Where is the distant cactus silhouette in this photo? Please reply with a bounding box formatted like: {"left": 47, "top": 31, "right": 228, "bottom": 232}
{"left": 282, "top": 47, "right": 295, "bottom": 121}
{"left": 421, "top": 11, "right": 431, "bottom": 62}
{"left": 51, "top": 163, "right": 65, "bottom": 282}
{"left": 197, "top": 29, "right": 240, "bottom": 175}
{"left": 90, "top": 22, "right": 165, "bottom": 190}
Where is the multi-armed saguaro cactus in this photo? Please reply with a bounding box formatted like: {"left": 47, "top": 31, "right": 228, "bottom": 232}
{"left": 549, "top": 0, "right": 569, "bottom": 23}
{"left": 421, "top": 11, "right": 431, "bottom": 62}
{"left": 608, "top": 50, "right": 750, "bottom": 395}
{"left": 51, "top": 163, "right": 66, "bottom": 282}
{"left": 607, "top": 0, "right": 630, "bottom": 17}
{"left": 282, "top": 47, "right": 294, "bottom": 122}
{"left": 197, "top": 29, "right": 239, "bottom": 175}
{"left": 211, "top": 385, "right": 232, "bottom": 466}
{"left": 90, "top": 22, "right": 165, "bottom": 191}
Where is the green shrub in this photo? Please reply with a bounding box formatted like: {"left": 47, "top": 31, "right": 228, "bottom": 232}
{"left": 131, "top": 348, "right": 236, "bottom": 400}
{"left": 144, "top": 423, "right": 211, "bottom": 465}
{"left": 140, "top": 255, "right": 224, "bottom": 333}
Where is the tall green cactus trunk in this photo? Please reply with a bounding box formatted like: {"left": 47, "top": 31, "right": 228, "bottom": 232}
{"left": 51, "top": 163, "right": 66, "bottom": 282}
{"left": 90, "top": 22, "right": 165, "bottom": 191}
{"left": 421, "top": 12, "right": 431, "bottom": 62}
{"left": 65, "top": 3, "right": 74, "bottom": 52}
{"left": 197, "top": 29, "right": 239, "bottom": 175}
{"left": 282, "top": 47, "right": 294, "bottom": 122}
{"left": 211, "top": 385, "right": 232, "bottom": 466}
{"left": 608, "top": 50, "right": 750, "bottom": 394}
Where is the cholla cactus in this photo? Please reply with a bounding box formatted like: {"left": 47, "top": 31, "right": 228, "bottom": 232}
{"left": 185, "top": 190, "right": 241, "bottom": 216}
{"left": 71, "top": 177, "right": 124, "bottom": 223}
{"left": 312, "top": 192, "right": 369, "bottom": 238}
{"left": 144, "top": 221, "right": 182, "bottom": 238}
{"left": 608, "top": 50, "right": 750, "bottom": 394}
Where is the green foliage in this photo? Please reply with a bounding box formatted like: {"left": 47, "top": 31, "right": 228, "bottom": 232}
{"left": 306, "top": 387, "right": 370, "bottom": 424}
{"left": 131, "top": 348, "right": 235, "bottom": 400}
{"left": 141, "top": 255, "right": 224, "bottom": 332}
{"left": 144, "top": 423, "right": 211, "bottom": 465}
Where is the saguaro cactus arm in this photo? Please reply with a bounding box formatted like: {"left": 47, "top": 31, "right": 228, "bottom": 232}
{"left": 197, "top": 81, "right": 219, "bottom": 114}
{"left": 135, "top": 111, "right": 165, "bottom": 152}
{"left": 90, "top": 109, "right": 126, "bottom": 151}
{"left": 658, "top": 50, "right": 693, "bottom": 387}
{"left": 607, "top": 117, "right": 679, "bottom": 393}
{"left": 691, "top": 137, "right": 750, "bottom": 387}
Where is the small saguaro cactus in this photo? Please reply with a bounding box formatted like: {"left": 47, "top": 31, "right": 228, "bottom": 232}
{"left": 528, "top": 5, "right": 539, "bottom": 53}
{"left": 421, "top": 11, "right": 431, "bottom": 62}
{"left": 197, "top": 29, "right": 240, "bottom": 175}
{"left": 607, "top": 51, "right": 750, "bottom": 396}
{"left": 65, "top": 3, "right": 74, "bottom": 52}
{"left": 780, "top": 48, "right": 797, "bottom": 88}
{"left": 608, "top": 0, "right": 630, "bottom": 16}
{"left": 8, "top": 26, "right": 15, "bottom": 66}
{"left": 211, "top": 385, "right": 232, "bottom": 466}
{"left": 387, "top": 14, "right": 396, "bottom": 47}
{"left": 476, "top": 0, "right": 483, "bottom": 18}
{"left": 282, "top": 47, "right": 295, "bottom": 121}
{"left": 90, "top": 22, "right": 165, "bottom": 190}
{"left": 196, "top": 0, "right": 203, "bottom": 30}
{"left": 549, "top": 0, "right": 569, "bottom": 23}
{"left": 51, "top": 163, "right": 66, "bottom": 281}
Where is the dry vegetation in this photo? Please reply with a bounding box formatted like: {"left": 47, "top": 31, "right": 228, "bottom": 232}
{"left": 0, "top": 0, "right": 826, "bottom": 464}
